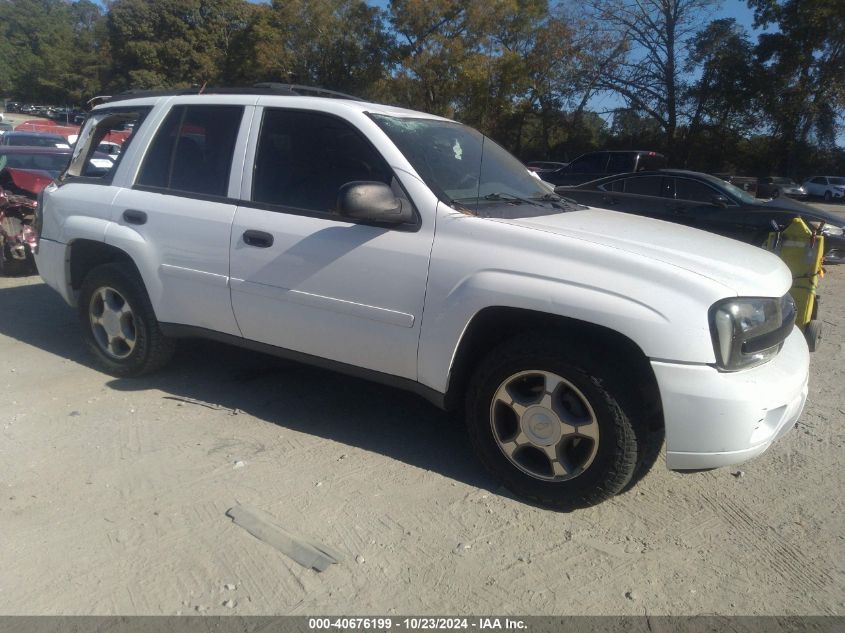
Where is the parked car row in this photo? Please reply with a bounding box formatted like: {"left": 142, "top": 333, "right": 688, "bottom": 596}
{"left": 527, "top": 151, "right": 843, "bottom": 203}
{"left": 4, "top": 102, "right": 86, "bottom": 124}
{"left": 553, "top": 169, "right": 845, "bottom": 265}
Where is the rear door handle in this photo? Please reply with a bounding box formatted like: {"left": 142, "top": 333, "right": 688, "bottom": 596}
{"left": 123, "top": 209, "right": 147, "bottom": 225}
{"left": 243, "top": 230, "right": 274, "bottom": 248}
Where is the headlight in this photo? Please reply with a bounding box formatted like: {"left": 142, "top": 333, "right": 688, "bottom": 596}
{"left": 821, "top": 224, "right": 844, "bottom": 237}
{"left": 709, "top": 295, "right": 795, "bottom": 371}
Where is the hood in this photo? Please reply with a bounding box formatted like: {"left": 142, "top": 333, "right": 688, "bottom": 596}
{"left": 761, "top": 197, "right": 845, "bottom": 227}
{"left": 0, "top": 167, "right": 54, "bottom": 196}
{"left": 494, "top": 206, "right": 791, "bottom": 297}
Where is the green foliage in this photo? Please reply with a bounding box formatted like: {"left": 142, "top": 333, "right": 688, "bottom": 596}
{"left": 0, "top": 0, "right": 104, "bottom": 103}
{"left": 0, "top": 0, "right": 841, "bottom": 177}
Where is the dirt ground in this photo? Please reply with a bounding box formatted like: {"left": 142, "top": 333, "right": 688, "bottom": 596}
{"left": 1, "top": 222, "right": 843, "bottom": 617}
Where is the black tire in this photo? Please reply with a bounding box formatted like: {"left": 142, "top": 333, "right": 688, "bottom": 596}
{"left": 824, "top": 191, "right": 832, "bottom": 202}
{"left": 771, "top": 188, "right": 780, "bottom": 199}
{"left": 465, "top": 333, "right": 643, "bottom": 510}
{"left": 804, "top": 319, "right": 822, "bottom": 353}
{"left": 78, "top": 262, "right": 175, "bottom": 376}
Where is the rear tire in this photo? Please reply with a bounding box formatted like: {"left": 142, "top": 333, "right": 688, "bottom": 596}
{"left": 78, "top": 263, "right": 175, "bottom": 376}
{"left": 465, "top": 333, "right": 645, "bottom": 510}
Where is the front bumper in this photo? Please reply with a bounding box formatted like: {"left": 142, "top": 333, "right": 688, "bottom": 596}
{"left": 652, "top": 327, "right": 809, "bottom": 470}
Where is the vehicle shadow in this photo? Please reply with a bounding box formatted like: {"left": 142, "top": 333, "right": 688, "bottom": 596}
{"left": 0, "top": 280, "right": 495, "bottom": 491}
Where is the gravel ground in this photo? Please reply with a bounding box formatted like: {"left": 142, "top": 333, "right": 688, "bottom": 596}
{"left": 0, "top": 222, "right": 843, "bottom": 617}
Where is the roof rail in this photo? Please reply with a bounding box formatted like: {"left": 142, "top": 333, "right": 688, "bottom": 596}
{"left": 101, "top": 83, "right": 365, "bottom": 104}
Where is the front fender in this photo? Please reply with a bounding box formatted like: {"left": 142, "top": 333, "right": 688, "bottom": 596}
{"left": 417, "top": 210, "right": 732, "bottom": 394}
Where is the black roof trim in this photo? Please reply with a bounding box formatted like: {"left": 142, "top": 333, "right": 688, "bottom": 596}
{"left": 101, "top": 83, "right": 365, "bottom": 104}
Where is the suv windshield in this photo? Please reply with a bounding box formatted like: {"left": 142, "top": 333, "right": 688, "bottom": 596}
{"left": 371, "top": 115, "right": 557, "bottom": 214}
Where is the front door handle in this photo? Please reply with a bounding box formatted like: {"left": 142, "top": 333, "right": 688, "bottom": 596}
{"left": 123, "top": 209, "right": 147, "bottom": 225}
{"left": 243, "top": 230, "right": 274, "bottom": 248}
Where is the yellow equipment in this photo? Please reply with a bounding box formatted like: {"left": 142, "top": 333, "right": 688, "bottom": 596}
{"left": 765, "top": 217, "right": 824, "bottom": 352}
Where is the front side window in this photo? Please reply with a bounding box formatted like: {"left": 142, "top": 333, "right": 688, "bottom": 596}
{"left": 137, "top": 105, "right": 243, "bottom": 197}
{"left": 63, "top": 107, "right": 151, "bottom": 181}
{"left": 252, "top": 109, "right": 395, "bottom": 213}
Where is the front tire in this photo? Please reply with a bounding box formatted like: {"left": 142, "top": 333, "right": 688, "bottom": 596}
{"left": 78, "top": 263, "right": 175, "bottom": 376}
{"left": 465, "top": 333, "right": 641, "bottom": 510}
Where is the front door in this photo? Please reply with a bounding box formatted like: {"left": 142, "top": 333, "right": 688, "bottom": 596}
{"left": 228, "top": 108, "right": 435, "bottom": 380}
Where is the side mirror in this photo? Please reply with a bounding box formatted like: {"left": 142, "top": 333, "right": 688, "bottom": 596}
{"left": 337, "top": 181, "right": 413, "bottom": 225}
{"left": 711, "top": 195, "right": 729, "bottom": 208}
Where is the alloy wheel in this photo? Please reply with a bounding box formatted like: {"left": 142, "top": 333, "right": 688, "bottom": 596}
{"left": 89, "top": 286, "right": 137, "bottom": 360}
{"left": 490, "top": 370, "right": 600, "bottom": 481}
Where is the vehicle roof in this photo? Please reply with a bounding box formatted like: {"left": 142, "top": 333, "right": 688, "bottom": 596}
{"left": 0, "top": 145, "right": 72, "bottom": 154}
{"left": 95, "top": 93, "right": 451, "bottom": 122}
{"left": 581, "top": 149, "right": 665, "bottom": 155}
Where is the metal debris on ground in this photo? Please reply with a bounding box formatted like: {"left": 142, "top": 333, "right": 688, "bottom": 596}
{"left": 225, "top": 505, "right": 343, "bottom": 572}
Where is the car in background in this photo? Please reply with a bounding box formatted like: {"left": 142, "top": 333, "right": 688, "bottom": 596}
{"left": 4, "top": 102, "right": 22, "bottom": 113}
{"left": 525, "top": 161, "right": 569, "bottom": 180}
{"left": 541, "top": 150, "right": 666, "bottom": 186}
{"left": 803, "top": 176, "right": 845, "bottom": 202}
{"left": 0, "top": 146, "right": 112, "bottom": 178}
{"left": 712, "top": 173, "right": 758, "bottom": 196}
{"left": 0, "top": 131, "right": 71, "bottom": 149}
{"left": 756, "top": 177, "right": 807, "bottom": 200}
{"left": 555, "top": 169, "right": 845, "bottom": 264}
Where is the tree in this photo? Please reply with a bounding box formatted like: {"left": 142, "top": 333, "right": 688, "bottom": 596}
{"left": 226, "top": 0, "right": 391, "bottom": 96}
{"left": 749, "top": 0, "right": 845, "bottom": 172}
{"left": 0, "top": 0, "right": 105, "bottom": 103}
{"left": 682, "top": 18, "right": 760, "bottom": 166}
{"left": 587, "top": 0, "right": 719, "bottom": 159}
{"left": 106, "top": 0, "right": 253, "bottom": 90}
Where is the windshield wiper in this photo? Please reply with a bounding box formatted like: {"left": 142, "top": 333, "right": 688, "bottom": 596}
{"left": 484, "top": 192, "right": 545, "bottom": 206}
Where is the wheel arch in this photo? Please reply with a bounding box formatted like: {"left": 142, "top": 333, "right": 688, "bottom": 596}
{"left": 443, "top": 306, "right": 663, "bottom": 427}
{"left": 68, "top": 239, "right": 142, "bottom": 305}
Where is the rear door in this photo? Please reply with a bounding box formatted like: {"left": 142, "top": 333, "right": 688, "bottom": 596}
{"left": 106, "top": 102, "right": 250, "bottom": 336}
{"left": 228, "top": 106, "right": 435, "bottom": 380}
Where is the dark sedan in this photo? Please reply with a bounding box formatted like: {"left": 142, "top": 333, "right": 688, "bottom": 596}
{"left": 555, "top": 169, "right": 845, "bottom": 264}
{"left": 0, "top": 146, "right": 113, "bottom": 178}
{"left": 0, "top": 131, "right": 70, "bottom": 148}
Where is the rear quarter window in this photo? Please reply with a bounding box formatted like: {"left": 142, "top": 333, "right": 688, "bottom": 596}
{"left": 63, "top": 107, "right": 151, "bottom": 183}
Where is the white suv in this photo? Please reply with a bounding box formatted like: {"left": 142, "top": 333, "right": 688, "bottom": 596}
{"left": 803, "top": 175, "right": 845, "bottom": 201}
{"left": 35, "top": 88, "right": 809, "bottom": 509}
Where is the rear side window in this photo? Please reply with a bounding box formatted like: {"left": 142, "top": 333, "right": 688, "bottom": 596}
{"left": 63, "top": 107, "right": 151, "bottom": 181}
{"left": 623, "top": 176, "right": 662, "bottom": 196}
{"left": 252, "top": 109, "right": 394, "bottom": 213}
{"left": 606, "top": 153, "right": 633, "bottom": 174}
{"left": 137, "top": 105, "right": 244, "bottom": 197}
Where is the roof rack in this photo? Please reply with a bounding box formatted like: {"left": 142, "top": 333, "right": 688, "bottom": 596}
{"left": 102, "top": 83, "right": 365, "bottom": 104}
